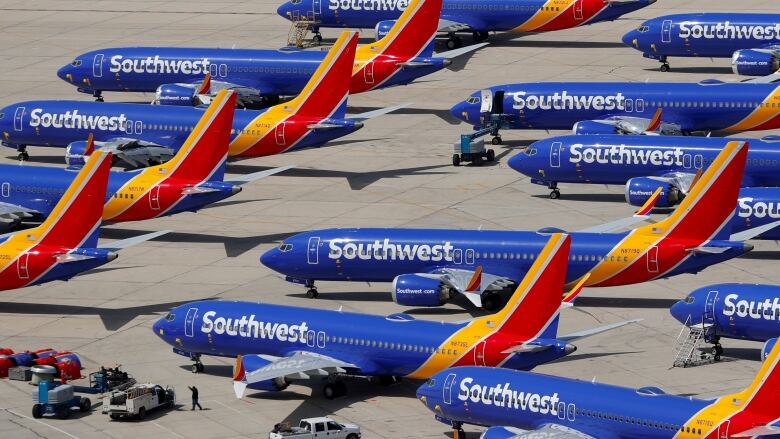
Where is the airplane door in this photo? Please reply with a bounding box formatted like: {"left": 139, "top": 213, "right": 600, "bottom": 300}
{"left": 149, "top": 186, "right": 161, "bottom": 211}
{"left": 364, "top": 61, "right": 375, "bottom": 84}
{"left": 275, "top": 122, "right": 286, "bottom": 146}
{"left": 442, "top": 373, "right": 457, "bottom": 405}
{"left": 13, "top": 107, "right": 25, "bottom": 132}
{"left": 307, "top": 237, "right": 320, "bottom": 264}
{"left": 704, "top": 291, "right": 718, "bottom": 325}
{"left": 16, "top": 253, "right": 29, "bottom": 280}
{"left": 492, "top": 91, "right": 505, "bottom": 115}
{"left": 473, "top": 341, "right": 487, "bottom": 366}
{"left": 646, "top": 246, "right": 659, "bottom": 273}
{"left": 550, "top": 142, "right": 562, "bottom": 168}
{"left": 1, "top": 183, "right": 9, "bottom": 198}
{"left": 717, "top": 420, "right": 729, "bottom": 439}
{"left": 93, "top": 54, "right": 104, "bottom": 78}
{"left": 480, "top": 89, "right": 493, "bottom": 113}
{"left": 184, "top": 307, "right": 198, "bottom": 337}
{"left": 662, "top": 20, "right": 673, "bottom": 43}
{"left": 312, "top": 0, "right": 322, "bottom": 18}
{"left": 574, "top": 0, "right": 584, "bottom": 20}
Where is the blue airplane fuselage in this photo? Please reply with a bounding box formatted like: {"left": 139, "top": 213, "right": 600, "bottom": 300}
{"left": 671, "top": 284, "right": 780, "bottom": 343}
{"left": 450, "top": 82, "right": 780, "bottom": 134}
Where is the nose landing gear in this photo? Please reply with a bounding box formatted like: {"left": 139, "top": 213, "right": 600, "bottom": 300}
{"left": 190, "top": 354, "right": 205, "bottom": 373}
{"left": 17, "top": 145, "right": 28, "bottom": 162}
{"left": 548, "top": 183, "right": 560, "bottom": 199}
{"left": 305, "top": 280, "right": 319, "bottom": 298}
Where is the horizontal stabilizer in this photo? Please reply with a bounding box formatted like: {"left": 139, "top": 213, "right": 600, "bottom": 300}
{"left": 181, "top": 186, "right": 221, "bottom": 195}
{"left": 730, "top": 220, "right": 780, "bottom": 241}
{"left": 98, "top": 230, "right": 170, "bottom": 251}
{"left": 225, "top": 166, "right": 295, "bottom": 186}
{"left": 501, "top": 343, "right": 552, "bottom": 354}
{"left": 307, "top": 123, "right": 346, "bottom": 130}
{"left": 55, "top": 253, "right": 97, "bottom": 263}
{"left": 685, "top": 246, "right": 730, "bottom": 254}
{"left": 348, "top": 103, "right": 408, "bottom": 122}
{"left": 559, "top": 319, "right": 643, "bottom": 343}
{"left": 397, "top": 61, "right": 436, "bottom": 68}
{"left": 732, "top": 425, "right": 780, "bottom": 437}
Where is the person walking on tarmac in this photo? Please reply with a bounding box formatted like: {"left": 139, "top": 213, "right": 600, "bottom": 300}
{"left": 188, "top": 385, "right": 203, "bottom": 410}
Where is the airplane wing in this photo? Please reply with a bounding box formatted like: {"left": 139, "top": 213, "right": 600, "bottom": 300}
{"left": 91, "top": 137, "right": 177, "bottom": 168}
{"left": 221, "top": 165, "right": 295, "bottom": 186}
{"left": 481, "top": 425, "right": 602, "bottom": 439}
{"left": 0, "top": 201, "right": 38, "bottom": 225}
{"left": 427, "top": 266, "right": 514, "bottom": 307}
{"left": 558, "top": 319, "right": 643, "bottom": 343}
{"left": 587, "top": 109, "right": 684, "bottom": 136}
{"left": 437, "top": 18, "right": 476, "bottom": 33}
{"left": 234, "top": 351, "right": 358, "bottom": 398}
{"left": 730, "top": 220, "right": 780, "bottom": 241}
{"left": 347, "top": 103, "right": 408, "bottom": 122}
{"left": 98, "top": 230, "right": 170, "bottom": 251}
{"left": 197, "top": 80, "right": 271, "bottom": 108}
{"left": 576, "top": 187, "right": 660, "bottom": 233}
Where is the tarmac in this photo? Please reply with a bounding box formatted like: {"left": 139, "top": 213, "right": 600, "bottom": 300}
{"left": 0, "top": 0, "right": 779, "bottom": 437}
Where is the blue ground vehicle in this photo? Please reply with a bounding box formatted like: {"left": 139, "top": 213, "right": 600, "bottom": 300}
{"left": 31, "top": 381, "right": 91, "bottom": 419}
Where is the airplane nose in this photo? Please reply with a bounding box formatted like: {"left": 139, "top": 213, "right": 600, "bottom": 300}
{"left": 57, "top": 65, "right": 74, "bottom": 83}
{"left": 449, "top": 101, "right": 469, "bottom": 123}
{"left": 669, "top": 300, "right": 689, "bottom": 325}
{"left": 622, "top": 31, "right": 638, "bottom": 48}
{"left": 508, "top": 150, "right": 531, "bottom": 176}
{"left": 260, "top": 248, "right": 283, "bottom": 272}
{"left": 277, "top": 2, "right": 293, "bottom": 19}
{"left": 152, "top": 318, "right": 166, "bottom": 338}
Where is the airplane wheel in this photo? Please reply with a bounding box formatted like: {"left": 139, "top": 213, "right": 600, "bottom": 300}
{"left": 446, "top": 36, "right": 462, "bottom": 50}
{"left": 306, "top": 288, "right": 319, "bottom": 299}
{"left": 197, "top": 363, "right": 205, "bottom": 373}
{"left": 486, "top": 149, "right": 495, "bottom": 162}
{"left": 95, "top": 96, "right": 104, "bottom": 102}
{"left": 482, "top": 293, "right": 502, "bottom": 312}
{"left": 549, "top": 190, "right": 561, "bottom": 200}
{"left": 452, "top": 154, "right": 461, "bottom": 167}
{"left": 491, "top": 136, "right": 502, "bottom": 145}
{"left": 18, "top": 152, "right": 29, "bottom": 161}
{"left": 660, "top": 63, "right": 670, "bottom": 72}
{"left": 472, "top": 31, "right": 489, "bottom": 43}
{"left": 323, "top": 383, "right": 338, "bottom": 400}
{"left": 32, "top": 404, "right": 43, "bottom": 419}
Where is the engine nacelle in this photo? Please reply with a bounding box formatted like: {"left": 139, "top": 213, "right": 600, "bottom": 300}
{"left": 391, "top": 274, "right": 449, "bottom": 307}
{"left": 65, "top": 140, "right": 92, "bottom": 167}
{"left": 481, "top": 426, "right": 524, "bottom": 439}
{"left": 154, "top": 84, "right": 200, "bottom": 106}
{"left": 375, "top": 20, "right": 396, "bottom": 41}
{"left": 573, "top": 120, "right": 618, "bottom": 135}
{"left": 235, "top": 354, "right": 290, "bottom": 392}
{"left": 732, "top": 49, "right": 780, "bottom": 77}
{"left": 625, "top": 177, "right": 682, "bottom": 208}
{"left": 762, "top": 337, "right": 777, "bottom": 362}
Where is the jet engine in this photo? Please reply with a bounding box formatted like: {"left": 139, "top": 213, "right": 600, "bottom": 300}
{"left": 732, "top": 49, "right": 780, "bottom": 77}
{"left": 572, "top": 120, "right": 619, "bottom": 135}
{"left": 391, "top": 274, "right": 450, "bottom": 307}
{"left": 375, "top": 20, "right": 396, "bottom": 41}
{"left": 234, "top": 354, "right": 290, "bottom": 392}
{"left": 154, "top": 84, "right": 203, "bottom": 106}
{"left": 625, "top": 177, "right": 682, "bottom": 208}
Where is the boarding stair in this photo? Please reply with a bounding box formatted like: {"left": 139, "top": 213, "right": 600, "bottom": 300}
{"left": 672, "top": 315, "right": 716, "bottom": 368}
{"left": 286, "top": 10, "right": 320, "bottom": 48}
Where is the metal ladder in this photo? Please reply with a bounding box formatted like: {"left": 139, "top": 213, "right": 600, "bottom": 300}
{"left": 672, "top": 315, "right": 713, "bottom": 368}
{"left": 287, "top": 10, "right": 318, "bottom": 48}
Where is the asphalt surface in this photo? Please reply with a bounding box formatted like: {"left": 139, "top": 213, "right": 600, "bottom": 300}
{"left": 0, "top": 0, "right": 778, "bottom": 437}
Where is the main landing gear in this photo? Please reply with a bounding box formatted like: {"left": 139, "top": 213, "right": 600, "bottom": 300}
{"left": 446, "top": 33, "right": 462, "bottom": 50}
{"left": 548, "top": 183, "right": 560, "bottom": 200}
{"left": 452, "top": 422, "right": 466, "bottom": 439}
{"left": 191, "top": 354, "right": 205, "bottom": 373}
{"left": 305, "top": 280, "right": 319, "bottom": 299}
{"left": 658, "top": 56, "right": 670, "bottom": 72}
{"left": 17, "top": 145, "right": 29, "bottom": 162}
{"left": 322, "top": 380, "right": 347, "bottom": 400}
{"left": 481, "top": 292, "right": 502, "bottom": 312}
{"left": 711, "top": 342, "right": 724, "bottom": 362}
{"left": 472, "top": 31, "right": 489, "bottom": 43}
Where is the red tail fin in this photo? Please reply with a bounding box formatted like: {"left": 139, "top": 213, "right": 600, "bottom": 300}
{"left": 634, "top": 140, "right": 748, "bottom": 241}
{"left": 287, "top": 31, "right": 357, "bottom": 119}
{"left": 360, "top": 0, "right": 441, "bottom": 58}
{"left": 159, "top": 89, "right": 236, "bottom": 182}
{"left": 476, "top": 233, "right": 571, "bottom": 338}
{"left": 34, "top": 150, "right": 112, "bottom": 248}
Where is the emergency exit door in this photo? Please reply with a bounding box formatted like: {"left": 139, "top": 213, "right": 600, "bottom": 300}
{"left": 574, "top": 0, "right": 584, "bottom": 20}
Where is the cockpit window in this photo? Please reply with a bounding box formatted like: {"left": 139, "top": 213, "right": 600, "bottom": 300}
{"left": 291, "top": 0, "right": 301, "bottom": 4}
{"left": 524, "top": 147, "right": 538, "bottom": 156}
{"left": 426, "top": 378, "right": 436, "bottom": 387}
{"left": 0, "top": 113, "right": 4, "bottom": 120}
{"left": 466, "top": 96, "right": 481, "bottom": 105}
{"left": 638, "top": 25, "right": 650, "bottom": 33}
{"left": 71, "top": 59, "right": 83, "bottom": 67}
{"left": 278, "top": 243, "right": 294, "bottom": 252}
{"left": 164, "top": 313, "right": 175, "bottom": 321}
{"left": 684, "top": 296, "right": 695, "bottom": 304}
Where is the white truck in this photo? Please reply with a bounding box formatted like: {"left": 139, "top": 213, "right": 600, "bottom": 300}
{"left": 269, "top": 417, "right": 361, "bottom": 439}
{"left": 102, "top": 383, "right": 175, "bottom": 420}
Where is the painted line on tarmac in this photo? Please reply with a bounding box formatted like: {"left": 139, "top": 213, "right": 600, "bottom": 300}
{"left": 152, "top": 421, "right": 185, "bottom": 438}
{"left": 4, "top": 408, "right": 81, "bottom": 439}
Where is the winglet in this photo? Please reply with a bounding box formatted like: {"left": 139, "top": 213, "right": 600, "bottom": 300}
{"left": 687, "top": 168, "right": 703, "bottom": 192}
{"left": 84, "top": 133, "right": 95, "bottom": 156}
{"left": 562, "top": 273, "right": 590, "bottom": 306}
{"left": 634, "top": 187, "right": 661, "bottom": 216}
{"left": 646, "top": 108, "right": 663, "bottom": 132}
{"left": 196, "top": 73, "right": 212, "bottom": 95}
{"left": 465, "top": 266, "right": 483, "bottom": 292}
{"left": 233, "top": 354, "right": 246, "bottom": 381}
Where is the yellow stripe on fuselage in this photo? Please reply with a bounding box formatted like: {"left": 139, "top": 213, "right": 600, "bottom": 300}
{"left": 725, "top": 85, "right": 780, "bottom": 132}
{"left": 103, "top": 91, "right": 231, "bottom": 220}
{"left": 406, "top": 234, "right": 566, "bottom": 379}
{"left": 512, "top": 0, "right": 575, "bottom": 32}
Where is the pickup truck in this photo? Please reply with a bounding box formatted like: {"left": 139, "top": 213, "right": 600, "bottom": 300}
{"left": 102, "top": 383, "right": 175, "bottom": 420}
{"left": 270, "top": 417, "right": 361, "bottom": 439}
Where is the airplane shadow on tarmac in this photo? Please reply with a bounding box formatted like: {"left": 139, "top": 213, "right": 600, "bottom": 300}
{"left": 574, "top": 296, "right": 678, "bottom": 309}
{"left": 99, "top": 228, "right": 294, "bottom": 258}
{"left": 226, "top": 163, "right": 453, "bottom": 191}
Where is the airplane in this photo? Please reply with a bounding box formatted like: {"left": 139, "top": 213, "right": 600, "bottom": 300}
{"left": 449, "top": 75, "right": 780, "bottom": 145}
{"left": 56, "top": 0, "right": 484, "bottom": 105}
{"left": 0, "top": 90, "right": 290, "bottom": 227}
{"left": 153, "top": 233, "right": 638, "bottom": 399}
{"left": 671, "top": 283, "right": 780, "bottom": 361}
{"left": 417, "top": 341, "right": 780, "bottom": 439}
{"left": 0, "top": 150, "right": 167, "bottom": 292}
{"left": 1, "top": 32, "right": 401, "bottom": 164}
{"left": 260, "top": 141, "right": 753, "bottom": 311}
{"left": 276, "top": 0, "right": 657, "bottom": 49}
{"left": 622, "top": 13, "right": 780, "bottom": 74}
{"left": 506, "top": 134, "right": 780, "bottom": 199}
